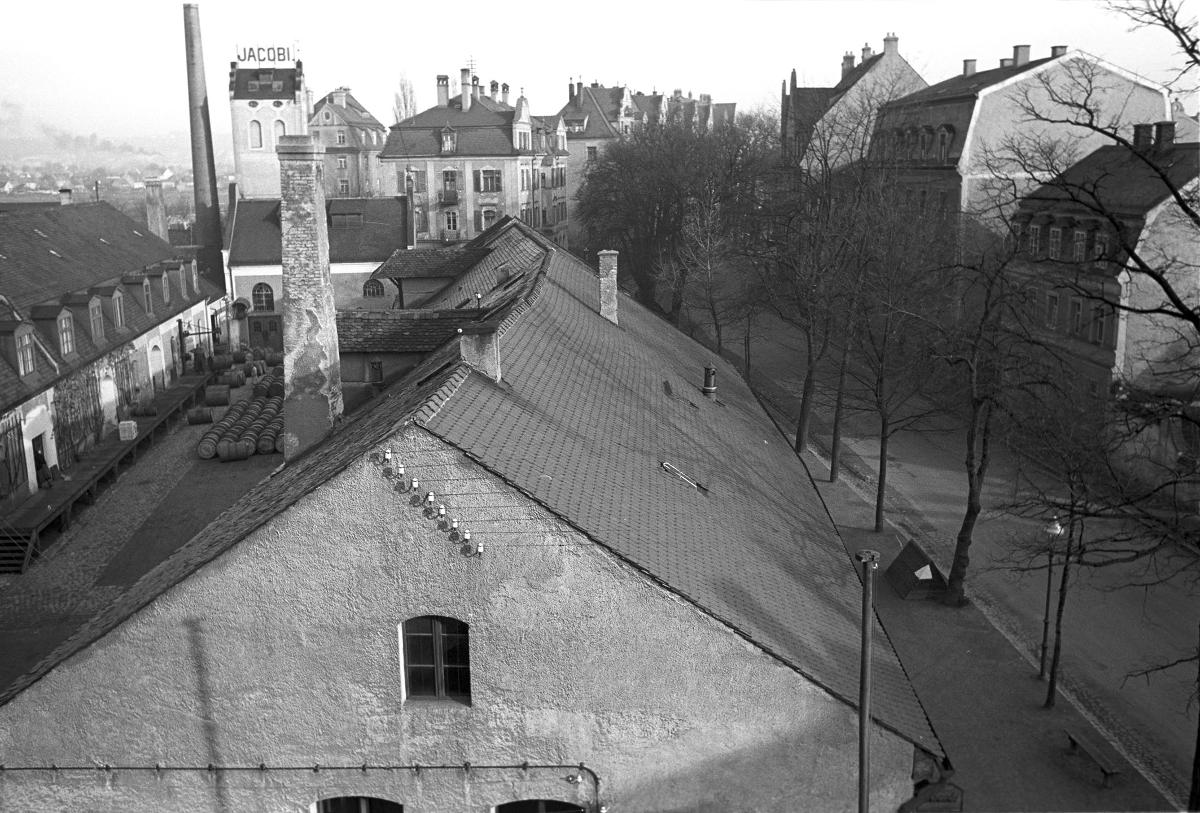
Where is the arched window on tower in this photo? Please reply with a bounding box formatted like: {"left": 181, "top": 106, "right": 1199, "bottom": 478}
{"left": 249, "top": 120, "right": 263, "bottom": 149}
{"left": 252, "top": 283, "right": 274, "bottom": 312}
{"left": 363, "top": 279, "right": 385, "bottom": 298}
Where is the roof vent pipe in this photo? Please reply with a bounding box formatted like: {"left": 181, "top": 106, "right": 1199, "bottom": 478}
{"left": 702, "top": 365, "right": 717, "bottom": 398}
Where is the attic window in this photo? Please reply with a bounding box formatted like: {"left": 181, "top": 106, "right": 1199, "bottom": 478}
{"left": 248, "top": 81, "right": 260, "bottom": 92}
{"left": 441, "top": 128, "right": 457, "bottom": 153}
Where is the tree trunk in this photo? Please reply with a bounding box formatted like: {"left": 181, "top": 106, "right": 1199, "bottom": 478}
{"left": 794, "top": 371, "right": 815, "bottom": 454}
{"left": 713, "top": 319, "right": 723, "bottom": 355}
{"left": 944, "top": 400, "right": 992, "bottom": 605}
{"left": 830, "top": 340, "right": 850, "bottom": 483}
{"left": 875, "top": 419, "right": 889, "bottom": 532}
{"left": 1044, "top": 513, "right": 1077, "bottom": 709}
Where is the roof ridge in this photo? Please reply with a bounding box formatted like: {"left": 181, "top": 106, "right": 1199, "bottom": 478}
{"left": 413, "top": 363, "right": 472, "bottom": 425}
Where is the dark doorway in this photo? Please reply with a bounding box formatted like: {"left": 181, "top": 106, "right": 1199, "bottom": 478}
{"left": 317, "top": 798, "right": 403, "bottom": 813}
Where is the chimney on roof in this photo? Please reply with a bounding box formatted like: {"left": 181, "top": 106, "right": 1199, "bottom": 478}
{"left": 144, "top": 179, "right": 168, "bottom": 240}
{"left": 568, "top": 78, "right": 575, "bottom": 102}
{"left": 1154, "top": 120, "right": 1176, "bottom": 150}
{"left": 276, "top": 134, "right": 343, "bottom": 461}
{"left": 1133, "top": 122, "right": 1154, "bottom": 152}
{"left": 458, "top": 326, "right": 500, "bottom": 382}
{"left": 883, "top": 32, "right": 899, "bottom": 55}
{"left": 472, "top": 75, "right": 481, "bottom": 101}
{"left": 597, "top": 250, "right": 619, "bottom": 325}
{"left": 963, "top": 59, "right": 977, "bottom": 77}
{"left": 58, "top": 187, "right": 72, "bottom": 206}
{"left": 1000, "top": 57, "right": 1014, "bottom": 68}
{"left": 1013, "top": 44, "right": 1031, "bottom": 66}
{"left": 461, "top": 68, "right": 472, "bottom": 111}
{"left": 842, "top": 52, "right": 856, "bottom": 77}
{"left": 862, "top": 43, "right": 874, "bottom": 61}
{"left": 332, "top": 87, "right": 349, "bottom": 107}
{"left": 1050, "top": 44, "right": 1068, "bottom": 58}
{"left": 490, "top": 79, "right": 499, "bottom": 101}
{"left": 437, "top": 74, "right": 450, "bottom": 107}
{"left": 502, "top": 83, "right": 510, "bottom": 105}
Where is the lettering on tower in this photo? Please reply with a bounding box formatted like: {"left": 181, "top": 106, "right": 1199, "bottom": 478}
{"left": 235, "top": 44, "right": 299, "bottom": 64}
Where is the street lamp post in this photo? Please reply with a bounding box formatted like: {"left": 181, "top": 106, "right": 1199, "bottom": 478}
{"left": 856, "top": 549, "right": 881, "bottom": 813}
{"left": 1039, "top": 516, "right": 1064, "bottom": 680}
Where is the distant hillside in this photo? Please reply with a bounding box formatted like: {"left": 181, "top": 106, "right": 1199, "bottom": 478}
{"left": 0, "top": 126, "right": 231, "bottom": 173}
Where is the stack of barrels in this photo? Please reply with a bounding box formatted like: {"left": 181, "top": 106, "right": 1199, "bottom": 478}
{"left": 195, "top": 367, "right": 286, "bottom": 461}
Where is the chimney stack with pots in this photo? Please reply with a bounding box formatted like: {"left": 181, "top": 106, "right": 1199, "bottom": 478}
{"left": 963, "top": 59, "right": 977, "bottom": 77}
{"left": 1133, "top": 123, "right": 1154, "bottom": 152}
{"left": 502, "top": 83, "right": 510, "bottom": 105}
{"left": 276, "top": 134, "right": 344, "bottom": 460}
{"left": 598, "top": 250, "right": 619, "bottom": 325}
{"left": 491, "top": 79, "right": 499, "bottom": 101}
{"left": 458, "top": 326, "right": 501, "bottom": 382}
{"left": 862, "top": 43, "right": 874, "bottom": 62}
{"left": 883, "top": 33, "right": 898, "bottom": 55}
{"left": 472, "top": 75, "right": 481, "bottom": 101}
{"left": 144, "top": 179, "right": 168, "bottom": 240}
{"left": 842, "top": 52, "right": 856, "bottom": 77}
{"left": 437, "top": 75, "right": 450, "bottom": 107}
{"left": 1154, "top": 120, "right": 1176, "bottom": 150}
{"left": 461, "top": 68, "right": 472, "bottom": 111}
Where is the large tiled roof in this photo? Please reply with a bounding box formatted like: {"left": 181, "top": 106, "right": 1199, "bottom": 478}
{"left": 336, "top": 309, "right": 487, "bottom": 353}
{"left": 413, "top": 239, "right": 942, "bottom": 757}
{"left": 885, "top": 56, "right": 1055, "bottom": 108}
{"left": 557, "top": 86, "right": 621, "bottom": 140}
{"left": 0, "top": 218, "right": 942, "bottom": 760}
{"left": 371, "top": 246, "right": 491, "bottom": 280}
{"left": 226, "top": 197, "right": 409, "bottom": 266}
{"left": 0, "top": 203, "right": 178, "bottom": 311}
{"left": 1020, "top": 141, "right": 1199, "bottom": 217}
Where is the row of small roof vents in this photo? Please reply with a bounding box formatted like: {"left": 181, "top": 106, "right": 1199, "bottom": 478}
{"left": 962, "top": 44, "right": 1068, "bottom": 77}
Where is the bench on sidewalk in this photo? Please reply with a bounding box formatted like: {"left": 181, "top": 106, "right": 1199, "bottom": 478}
{"left": 1063, "top": 727, "right": 1122, "bottom": 788}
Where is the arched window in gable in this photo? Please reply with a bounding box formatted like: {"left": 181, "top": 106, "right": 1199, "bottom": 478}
{"left": 252, "top": 283, "right": 275, "bottom": 312}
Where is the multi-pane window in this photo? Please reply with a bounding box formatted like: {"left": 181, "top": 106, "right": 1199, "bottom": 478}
{"left": 1069, "top": 299, "right": 1084, "bottom": 335}
{"left": 586, "top": 146, "right": 597, "bottom": 161}
{"left": 252, "top": 283, "right": 275, "bottom": 312}
{"left": 16, "top": 331, "right": 35, "bottom": 376}
{"left": 113, "top": 291, "right": 125, "bottom": 329}
{"left": 415, "top": 208, "right": 428, "bottom": 233}
{"left": 1028, "top": 225, "right": 1041, "bottom": 257}
{"left": 1044, "top": 292, "right": 1060, "bottom": 328}
{"left": 1093, "top": 233, "right": 1108, "bottom": 265}
{"left": 1073, "top": 229, "right": 1086, "bottom": 262}
{"left": 363, "top": 280, "right": 385, "bottom": 298}
{"left": 445, "top": 210, "right": 458, "bottom": 231}
{"left": 368, "top": 360, "right": 383, "bottom": 383}
{"left": 519, "top": 132, "right": 530, "bottom": 150}
{"left": 441, "top": 129, "right": 456, "bottom": 153}
{"left": 1048, "top": 227, "right": 1062, "bottom": 260}
{"left": 337, "top": 130, "right": 347, "bottom": 145}
{"left": 404, "top": 170, "right": 427, "bottom": 193}
{"left": 249, "top": 120, "right": 263, "bottom": 149}
{"left": 937, "top": 129, "right": 950, "bottom": 162}
{"left": 442, "top": 170, "right": 457, "bottom": 193}
{"left": 402, "top": 616, "right": 470, "bottom": 702}
{"left": 1090, "top": 304, "right": 1108, "bottom": 345}
{"left": 162, "top": 272, "right": 171, "bottom": 304}
{"left": 478, "top": 169, "right": 502, "bottom": 192}
{"left": 338, "top": 179, "right": 351, "bottom": 196}
{"left": 89, "top": 300, "right": 104, "bottom": 341}
{"left": 58, "top": 313, "right": 75, "bottom": 356}
{"left": 143, "top": 278, "right": 154, "bottom": 315}
{"left": 337, "top": 156, "right": 348, "bottom": 169}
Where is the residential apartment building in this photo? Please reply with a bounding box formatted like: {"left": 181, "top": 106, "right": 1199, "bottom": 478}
{"left": 781, "top": 34, "right": 926, "bottom": 170}
{"left": 869, "top": 44, "right": 1169, "bottom": 223}
{"left": 309, "top": 87, "right": 389, "bottom": 198}
{"left": 0, "top": 200, "right": 215, "bottom": 515}
{"left": 379, "top": 69, "right": 569, "bottom": 248}
{"left": 0, "top": 139, "right": 952, "bottom": 812}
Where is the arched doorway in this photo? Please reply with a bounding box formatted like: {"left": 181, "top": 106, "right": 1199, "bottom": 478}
{"left": 149, "top": 345, "right": 164, "bottom": 392}
{"left": 99, "top": 375, "right": 118, "bottom": 429}
{"left": 314, "top": 798, "right": 403, "bottom": 813}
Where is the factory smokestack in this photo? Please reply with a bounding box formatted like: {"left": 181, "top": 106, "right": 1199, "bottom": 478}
{"left": 183, "top": 4, "right": 224, "bottom": 289}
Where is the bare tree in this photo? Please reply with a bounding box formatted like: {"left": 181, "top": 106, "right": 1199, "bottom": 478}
{"left": 392, "top": 75, "right": 417, "bottom": 125}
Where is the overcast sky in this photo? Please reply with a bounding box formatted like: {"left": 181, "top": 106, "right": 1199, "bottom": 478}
{"left": 1, "top": 0, "right": 1192, "bottom": 146}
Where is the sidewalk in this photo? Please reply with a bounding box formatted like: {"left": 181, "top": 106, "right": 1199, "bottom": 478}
{"left": 742, "top": 370, "right": 1180, "bottom": 811}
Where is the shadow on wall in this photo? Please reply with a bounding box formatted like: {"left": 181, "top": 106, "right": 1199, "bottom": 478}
{"left": 186, "top": 616, "right": 231, "bottom": 813}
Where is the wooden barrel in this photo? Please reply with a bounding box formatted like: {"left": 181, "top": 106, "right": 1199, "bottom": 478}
{"left": 197, "top": 437, "right": 217, "bottom": 459}
{"left": 252, "top": 347, "right": 266, "bottom": 361}
{"left": 256, "top": 432, "right": 277, "bottom": 455}
{"left": 186, "top": 407, "right": 213, "bottom": 425}
{"left": 211, "top": 354, "right": 233, "bottom": 372}
{"left": 231, "top": 350, "right": 247, "bottom": 363}
{"left": 204, "top": 385, "right": 230, "bottom": 406}
{"left": 275, "top": 433, "right": 285, "bottom": 454}
{"left": 267, "top": 381, "right": 285, "bottom": 398}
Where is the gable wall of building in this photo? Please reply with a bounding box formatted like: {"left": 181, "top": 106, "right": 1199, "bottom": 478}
{"left": 0, "top": 426, "right": 914, "bottom": 812}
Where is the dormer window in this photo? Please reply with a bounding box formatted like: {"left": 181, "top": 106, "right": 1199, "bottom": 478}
{"left": 143, "top": 278, "right": 154, "bottom": 315}
{"left": 58, "top": 312, "right": 75, "bottom": 356}
{"left": 113, "top": 289, "right": 126, "bottom": 329}
{"left": 15, "top": 328, "right": 35, "bottom": 376}
{"left": 440, "top": 127, "right": 457, "bottom": 153}
{"left": 162, "top": 271, "right": 171, "bottom": 304}
{"left": 89, "top": 297, "right": 104, "bottom": 342}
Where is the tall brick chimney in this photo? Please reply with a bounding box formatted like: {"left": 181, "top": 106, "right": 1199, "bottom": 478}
{"left": 461, "top": 68, "right": 472, "bottom": 111}
{"left": 144, "top": 179, "right": 169, "bottom": 240}
{"left": 276, "top": 135, "right": 343, "bottom": 460}
{"left": 598, "top": 250, "right": 619, "bottom": 325}
{"left": 841, "top": 52, "right": 856, "bottom": 77}
{"left": 182, "top": 4, "right": 223, "bottom": 288}
{"left": 437, "top": 75, "right": 450, "bottom": 107}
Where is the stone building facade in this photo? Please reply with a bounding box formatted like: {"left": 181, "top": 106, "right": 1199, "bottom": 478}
{"left": 308, "top": 87, "right": 389, "bottom": 198}
{"left": 228, "top": 60, "right": 312, "bottom": 198}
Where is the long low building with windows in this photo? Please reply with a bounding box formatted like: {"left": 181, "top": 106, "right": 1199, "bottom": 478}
{"left": 0, "top": 200, "right": 217, "bottom": 517}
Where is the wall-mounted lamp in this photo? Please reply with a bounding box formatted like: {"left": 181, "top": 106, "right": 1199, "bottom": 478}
{"left": 425, "top": 492, "right": 435, "bottom": 506}
{"left": 383, "top": 448, "right": 393, "bottom": 463}
{"left": 438, "top": 504, "right": 446, "bottom": 519}
{"left": 475, "top": 540, "right": 483, "bottom": 556}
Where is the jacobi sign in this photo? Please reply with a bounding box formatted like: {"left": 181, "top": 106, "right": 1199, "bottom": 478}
{"left": 235, "top": 44, "right": 299, "bottom": 64}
